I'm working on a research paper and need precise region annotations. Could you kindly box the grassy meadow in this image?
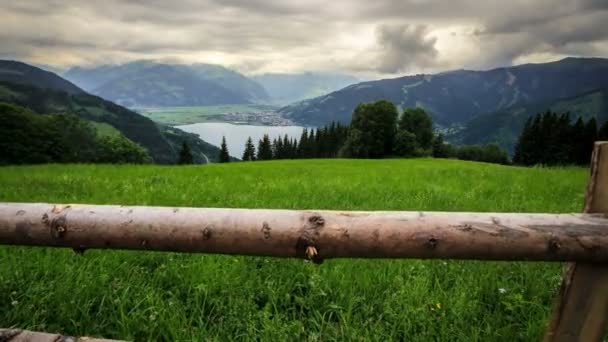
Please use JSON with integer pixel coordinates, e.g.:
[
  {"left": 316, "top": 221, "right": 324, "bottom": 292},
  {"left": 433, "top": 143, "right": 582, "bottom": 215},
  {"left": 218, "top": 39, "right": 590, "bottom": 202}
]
[
  {"left": 135, "top": 104, "right": 277, "bottom": 125},
  {"left": 0, "top": 159, "right": 589, "bottom": 341}
]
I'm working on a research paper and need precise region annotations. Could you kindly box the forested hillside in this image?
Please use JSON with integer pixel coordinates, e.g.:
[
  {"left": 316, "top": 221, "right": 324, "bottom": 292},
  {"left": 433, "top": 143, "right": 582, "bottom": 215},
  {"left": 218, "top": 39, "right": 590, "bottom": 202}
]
[
  {"left": 278, "top": 58, "right": 608, "bottom": 127},
  {"left": 0, "top": 102, "right": 150, "bottom": 164},
  {"left": 454, "top": 88, "right": 608, "bottom": 153},
  {"left": 0, "top": 61, "right": 223, "bottom": 163}
]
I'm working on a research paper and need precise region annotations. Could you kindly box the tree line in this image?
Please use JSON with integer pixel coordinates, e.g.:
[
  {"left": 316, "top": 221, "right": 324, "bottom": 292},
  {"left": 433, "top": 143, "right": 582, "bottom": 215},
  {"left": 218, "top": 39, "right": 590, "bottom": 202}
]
[
  {"left": 513, "top": 111, "right": 608, "bottom": 166},
  {"left": 216, "top": 100, "right": 509, "bottom": 165},
  {"left": 200, "top": 122, "right": 350, "bottom": 163},
  {"left": 1, "top": 102, "right": 151, "bottom": 165}
]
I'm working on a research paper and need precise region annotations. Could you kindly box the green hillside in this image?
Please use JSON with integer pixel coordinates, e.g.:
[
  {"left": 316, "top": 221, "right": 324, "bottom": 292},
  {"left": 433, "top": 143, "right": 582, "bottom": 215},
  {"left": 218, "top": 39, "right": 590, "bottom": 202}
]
[
  {"left": 0, "top": 102, "right": 151, "bottom": 164},
  {"left": 0, "top": 80, "right": 223, "bottom": 164},
  {"left": 0, "top": 60, "right": 83, "bottom": 95},
  {"left": 0, "top": 159, "right": 588, "bottom": 341},
  {"left": 454, "top": 88, "right": 608, "bottom": 153}
]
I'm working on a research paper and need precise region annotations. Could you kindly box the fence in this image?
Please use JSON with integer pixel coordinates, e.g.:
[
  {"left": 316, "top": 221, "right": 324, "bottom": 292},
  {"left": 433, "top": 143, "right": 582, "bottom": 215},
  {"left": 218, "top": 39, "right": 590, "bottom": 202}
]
[{"left": 1, "top": 142, "right": 608, "bottom": 342}]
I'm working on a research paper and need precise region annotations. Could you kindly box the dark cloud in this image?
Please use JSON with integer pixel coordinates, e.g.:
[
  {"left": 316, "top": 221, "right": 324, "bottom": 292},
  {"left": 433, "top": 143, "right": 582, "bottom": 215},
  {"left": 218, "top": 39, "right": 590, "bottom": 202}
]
[{"left": 374, "top": 25, "right": 438, "bottom": 73}]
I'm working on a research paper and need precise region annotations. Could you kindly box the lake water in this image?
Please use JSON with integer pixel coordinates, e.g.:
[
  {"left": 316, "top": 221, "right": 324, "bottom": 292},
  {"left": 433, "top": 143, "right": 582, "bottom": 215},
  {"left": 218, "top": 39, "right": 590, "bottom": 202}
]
[{"left": 176, "top": 122, "right": 308, "bottom": 158}]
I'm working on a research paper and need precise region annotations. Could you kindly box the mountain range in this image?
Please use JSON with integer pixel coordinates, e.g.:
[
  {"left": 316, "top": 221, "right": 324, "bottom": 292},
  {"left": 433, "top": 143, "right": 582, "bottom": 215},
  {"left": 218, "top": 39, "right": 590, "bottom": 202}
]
[
  {"left": 278, "top": 58, "right": 608, "bottom": 126},
  {"left": 63, "top": 62, "right": 360, "bottom": 108},
  {"left": 0, "top": 60, "right": 223, "bottom": 163},
  {"left": 64, "top": 61, "right": 269, "bottom": 107}
]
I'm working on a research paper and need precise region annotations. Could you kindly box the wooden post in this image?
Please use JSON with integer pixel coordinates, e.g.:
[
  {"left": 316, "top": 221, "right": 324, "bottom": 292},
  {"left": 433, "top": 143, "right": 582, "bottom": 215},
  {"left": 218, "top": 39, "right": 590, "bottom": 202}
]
[{"left": 544, "top": 142, "right": 608, "bottom": 341}]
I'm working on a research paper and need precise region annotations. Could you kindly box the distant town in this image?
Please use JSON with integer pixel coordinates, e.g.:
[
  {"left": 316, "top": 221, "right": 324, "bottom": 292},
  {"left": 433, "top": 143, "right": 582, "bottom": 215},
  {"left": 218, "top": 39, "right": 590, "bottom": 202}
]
[{"left": 214, "top": 111, "right": 296, "bottom": 126}]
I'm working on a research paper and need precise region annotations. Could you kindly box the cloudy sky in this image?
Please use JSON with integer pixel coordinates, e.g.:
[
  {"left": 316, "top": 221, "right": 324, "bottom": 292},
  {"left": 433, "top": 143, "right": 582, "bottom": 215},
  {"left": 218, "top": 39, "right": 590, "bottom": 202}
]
[{"left": 1, "top": 0, "right": 607, "bottom": 77}]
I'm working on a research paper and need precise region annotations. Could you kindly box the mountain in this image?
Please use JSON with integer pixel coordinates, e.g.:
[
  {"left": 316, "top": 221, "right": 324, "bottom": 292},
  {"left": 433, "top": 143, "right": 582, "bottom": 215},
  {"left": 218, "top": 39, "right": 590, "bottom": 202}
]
[
  {"left": 0, "top": 60, "right": 83, "bottom": 95},
  {"left": 252, "top": 72, "right": 359, "bottom": 105},
  {"left": 0, "top": 61, "right": 224, "bottom": 163},
  {"left": 278, "top": 58, "right": 608, "bottom": 127},
  {"left": 64, "top": 61, "right": 268, "bottom": 107},
  {"left": 452, "top": 88, "right": 608, "bottom": 153},
  {"left": 188, "top": 64, "right": 269, "bottom": 102}
]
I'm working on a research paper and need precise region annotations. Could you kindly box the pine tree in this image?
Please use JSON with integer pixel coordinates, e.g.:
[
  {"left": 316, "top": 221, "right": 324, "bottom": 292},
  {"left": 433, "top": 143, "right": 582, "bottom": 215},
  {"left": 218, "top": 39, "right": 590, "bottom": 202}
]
[
  {"left": 272, "top": 138, "right": 284, "bottom": 159},
  {"left": 298, "top": 128, "right": 308, "bottom": 158},
  {"left": 282, "top": 135, "right": 291, "bottom": 158},
  {"left": 513, "top": 117, "right": 532, "bottom": 165},
  {"left": 257, "top": 134, "right": 273, "bottom": 160},
  {"left": 219, "top": 136, "right": 230, "bottom": 163},
  {"left": 328, "top": 122, "right": 338, "bottom": 157},
  {"left": 178, "top": 141, "right": 194, "bottom": 165},
  {"left": 307, "top": 129, "right": 316, "bottom": 158},
  {"left": 514, "top": 111, "right": 599, "bottom": 166},
  {"left": 291, "top": 138, "right": 298, "bottom": 159},
  {"left": 242, "top": 136, "right": 256, "bottom": 161}
]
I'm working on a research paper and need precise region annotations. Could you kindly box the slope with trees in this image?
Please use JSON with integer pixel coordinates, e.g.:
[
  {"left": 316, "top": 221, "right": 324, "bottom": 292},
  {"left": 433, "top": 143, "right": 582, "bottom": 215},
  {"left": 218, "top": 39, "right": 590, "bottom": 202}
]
[
  {"left": 454, "top": 88, "right": 608, "bottom": 153},
  {"left": 0, "top": 61, "right": 223, "bottom": 164},
  {"left": 0, "top": 102, "right": 151, "bottom": 165}
]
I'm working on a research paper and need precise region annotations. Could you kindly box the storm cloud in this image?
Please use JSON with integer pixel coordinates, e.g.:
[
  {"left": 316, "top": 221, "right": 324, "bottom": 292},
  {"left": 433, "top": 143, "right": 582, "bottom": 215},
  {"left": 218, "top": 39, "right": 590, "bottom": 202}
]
[{"left": 0, "top": 0, "right": 606, "bottom": 76}]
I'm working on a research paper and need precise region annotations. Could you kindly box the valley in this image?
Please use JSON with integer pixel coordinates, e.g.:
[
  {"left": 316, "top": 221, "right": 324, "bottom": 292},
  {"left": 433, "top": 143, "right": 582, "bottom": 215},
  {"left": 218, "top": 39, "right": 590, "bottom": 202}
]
[{"left": 135, "top": 104, "right": 290, "bottom": 126}]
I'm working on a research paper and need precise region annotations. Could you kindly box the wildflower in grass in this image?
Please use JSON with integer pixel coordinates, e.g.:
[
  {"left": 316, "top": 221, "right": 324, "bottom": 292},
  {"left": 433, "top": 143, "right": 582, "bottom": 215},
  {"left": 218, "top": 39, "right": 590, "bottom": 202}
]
[
  {"left": 436, "top": 303, "right": 442, "bottom": 309},
  {"left": 498, "top": 288, "right": 507, "bottom": 294},
  {"left": 11, "top": 300, "right": 18, "bottom": 306}
]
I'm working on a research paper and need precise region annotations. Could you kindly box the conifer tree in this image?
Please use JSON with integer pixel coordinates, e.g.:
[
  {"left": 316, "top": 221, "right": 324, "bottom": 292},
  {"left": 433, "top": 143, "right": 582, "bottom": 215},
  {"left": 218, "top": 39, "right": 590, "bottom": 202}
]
[
  {"left": 298, "top": 128, "right": 308, "bottom": 158},
  {"left": 514, "top": 111, "right": 598, "bottom": 166},
  {"left": 242, "top": 136, "right": 256, "bottom": 161},
  {"left": 219, "top": 136, "right": 230, "bottom": 163},
  {"left": 307, "top": 129, "right": 316, "bottom": 158},
  {"left": 178, "top": 141, "right": 194, "bottom": 165},
  {"left": 257, "top": 134, "right": 273, "bottom": 160}
]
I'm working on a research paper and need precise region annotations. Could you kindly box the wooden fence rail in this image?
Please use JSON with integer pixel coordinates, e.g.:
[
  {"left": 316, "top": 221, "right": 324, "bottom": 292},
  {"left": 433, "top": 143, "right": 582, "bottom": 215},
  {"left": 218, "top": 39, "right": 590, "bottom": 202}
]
[
  {"left": 2, "top": 142, "right": 608, "bottom": 341},
  {"left": 0, "top": 329, "right": 121, "bottom": 342},
  {"left": 1, "top": 203, "right": 608, "bottom": 263}
]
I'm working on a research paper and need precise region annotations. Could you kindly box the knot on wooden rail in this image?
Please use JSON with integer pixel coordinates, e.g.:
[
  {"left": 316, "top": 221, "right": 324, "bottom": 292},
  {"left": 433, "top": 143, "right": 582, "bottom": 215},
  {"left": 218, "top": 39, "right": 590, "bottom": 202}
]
[
  {"left": 296, "top": 214, "right": 325, "bottom": 264},
  {"left": 43, "top": 209, "right": 69, "bottom": 240}
]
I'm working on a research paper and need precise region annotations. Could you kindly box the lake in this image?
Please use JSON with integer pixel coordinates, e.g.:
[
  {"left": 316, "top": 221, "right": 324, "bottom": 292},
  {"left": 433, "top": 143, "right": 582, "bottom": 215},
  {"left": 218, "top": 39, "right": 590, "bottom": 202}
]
[{"left": 176, "top": 122, "right": 308, "bottom": 158}]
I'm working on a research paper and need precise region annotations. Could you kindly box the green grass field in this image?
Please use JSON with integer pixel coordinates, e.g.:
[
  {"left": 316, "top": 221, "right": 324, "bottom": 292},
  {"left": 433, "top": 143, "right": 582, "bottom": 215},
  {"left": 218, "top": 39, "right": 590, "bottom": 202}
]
[
  {"left": 0, "top": 159, "right": 589, "bottom": 341},
  {"left": 135, "top": 105, "right": 278, "bottom": 125}
]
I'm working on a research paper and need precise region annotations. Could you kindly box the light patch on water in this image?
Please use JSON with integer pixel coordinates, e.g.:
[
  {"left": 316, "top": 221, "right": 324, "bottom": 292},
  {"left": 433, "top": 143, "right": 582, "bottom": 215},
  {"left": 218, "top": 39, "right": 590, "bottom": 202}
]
[{"left": 177, "top": 122, "right": 308, "bottom": 158}]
